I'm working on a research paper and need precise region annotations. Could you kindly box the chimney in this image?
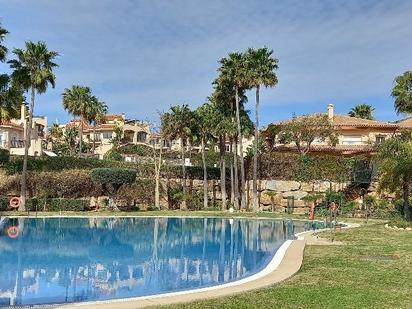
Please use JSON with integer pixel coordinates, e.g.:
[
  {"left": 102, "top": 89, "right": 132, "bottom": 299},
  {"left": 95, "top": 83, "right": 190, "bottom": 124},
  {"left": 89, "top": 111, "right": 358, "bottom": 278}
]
[{"left": 327, "top": 103, "right": 334, "bottom": 120}]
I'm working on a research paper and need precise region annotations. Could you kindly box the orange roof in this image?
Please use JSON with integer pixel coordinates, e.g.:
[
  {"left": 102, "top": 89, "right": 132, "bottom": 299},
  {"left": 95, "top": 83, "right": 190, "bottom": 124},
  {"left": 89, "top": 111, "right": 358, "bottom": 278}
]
[
  {"left": 0, "top": 121, "right": 24, "bottom": 130},
  {"left": 274, "top": 144, "right": 375, "bottom": 155},
  {"left": 396, "top": 117, "right": 412, "bottom": 128},
  {"left": 275, "top": 113, "right": 398, "bottom": 129}
]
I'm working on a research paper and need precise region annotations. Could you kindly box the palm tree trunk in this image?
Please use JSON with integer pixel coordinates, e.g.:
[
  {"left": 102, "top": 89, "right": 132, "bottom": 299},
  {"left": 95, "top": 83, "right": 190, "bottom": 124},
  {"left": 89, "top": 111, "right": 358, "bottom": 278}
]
[
  {"left": 230, "top": 138, "right": 234, "bottom": 206},
  {"left": 155, "top": 139, "right": 163, "bottom": 209},
  {"left": 403, "top": 174, "right": 412, "bottom": 221},
  {"left": 180, "top": 137, "right": 187, "bottom": 210},
  {"left": 219, "top": 135, "right": 227, "bottom": 210},
  {"left": 235, "top": 86, "right": 246, "bottom": 209},
  {"left": 19, "top": 86, "right": 35, "bottom": 211},
  {"left": 79, "top": 115, "right": 83, "bottom": 157},
  {"left": 201, "top": 137, "right": 208, "bottom": 209},
  {"left": 92, "top": 123, "right": 96, "bottom": 155},
  {"left": 253, "top": 86, "right": 260, "bottom": 211},
  {"left": 234, "top": 136, "right": 239, "bottom": 210}
]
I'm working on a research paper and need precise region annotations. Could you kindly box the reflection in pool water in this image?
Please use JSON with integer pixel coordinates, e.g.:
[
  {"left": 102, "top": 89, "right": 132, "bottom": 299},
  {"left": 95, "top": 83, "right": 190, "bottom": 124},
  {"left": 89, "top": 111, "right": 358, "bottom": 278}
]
[{"left": 0, "top": 217, "right": 322, "bottom": 306}]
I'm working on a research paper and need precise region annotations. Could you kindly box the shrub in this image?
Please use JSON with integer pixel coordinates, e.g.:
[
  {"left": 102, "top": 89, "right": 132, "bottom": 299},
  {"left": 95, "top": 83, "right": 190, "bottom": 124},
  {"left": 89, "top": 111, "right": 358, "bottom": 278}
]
[
  {"left": 104, "top": 149, "right": 123, "bottom": 161},
  {"left": 91, "top": 168, "right": 137, "bottom": 196},
  {"left": 0, "top": 149, "right": 10, "bottom": 165},
  {"left": 0, "top": 196, "right": 8, "bottom": 211},
  {"left": 4, "top": 156, "right": 224, "bottom": 180}
]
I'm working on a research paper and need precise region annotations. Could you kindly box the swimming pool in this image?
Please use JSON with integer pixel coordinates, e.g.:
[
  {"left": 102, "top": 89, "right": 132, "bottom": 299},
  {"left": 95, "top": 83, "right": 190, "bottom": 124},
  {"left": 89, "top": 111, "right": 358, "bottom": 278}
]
[{"left": 0, "top": 217, "right": 323, "bottom": 307}]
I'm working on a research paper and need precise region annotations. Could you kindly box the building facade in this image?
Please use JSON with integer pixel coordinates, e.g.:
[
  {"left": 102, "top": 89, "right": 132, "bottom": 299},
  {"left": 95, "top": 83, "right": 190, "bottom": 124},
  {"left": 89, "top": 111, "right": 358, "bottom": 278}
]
[
  {"left": 63, "top": 113, "right": 151, "bottom": 159},
  {"left": 267, "top": 104, "right": 399, "bottom": 156},
  {"left": 0, "top": 104, "right": 47, "bottom": 156}
]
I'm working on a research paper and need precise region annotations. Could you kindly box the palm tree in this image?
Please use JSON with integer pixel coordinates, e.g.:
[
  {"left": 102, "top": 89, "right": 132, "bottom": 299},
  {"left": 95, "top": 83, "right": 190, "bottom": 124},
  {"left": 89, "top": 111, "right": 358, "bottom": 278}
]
[
  {"left": 217, "top": 52, "right": 250, "bottom": 209},
  {"left": 64, "top": 127, "right": 78, "bottom": 156},
  {"left": 0, "top": 74, "right": 22, "bottom": 123},
  {"left": 85, "top": 97, "right": 107, "bottom": 154},
  {"left": 245, "top": 47, "right": 279, "bottom": 211},
  {"left": 392, "top": 71, "right": 412, "bottom": 115},
  {"left": 62, "top": 85, "right": 97, "bottom": 157},
  {"left": 194, "top": 103, "right": 217, "bottom": 209},
  {"left": 8, "top": 41, "right": 58, "bottom": 211},
  {"left": 161, "top": 104, "right": 195, "bottom": 210},
  {"left": 348, "top": 104, "right": 375, "bottom": 120},
  {"left": 0, "top": 22, "right": 8, "bottom": 62}
]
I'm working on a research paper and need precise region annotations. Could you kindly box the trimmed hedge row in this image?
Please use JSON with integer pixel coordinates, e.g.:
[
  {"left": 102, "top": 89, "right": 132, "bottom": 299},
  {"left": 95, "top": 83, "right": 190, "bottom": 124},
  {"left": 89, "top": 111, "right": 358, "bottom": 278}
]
[
  {"left": 0, "top": 196, "right": 89, "bottom": 211},
  {"left": 4, "top": 156, "right": 223, "bottom": 180}
]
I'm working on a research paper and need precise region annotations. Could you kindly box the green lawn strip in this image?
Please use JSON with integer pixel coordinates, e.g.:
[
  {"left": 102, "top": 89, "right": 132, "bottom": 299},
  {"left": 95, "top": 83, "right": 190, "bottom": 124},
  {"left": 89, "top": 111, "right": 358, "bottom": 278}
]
[{"left": 159, "top": 223, "right": 412, "bottom": 309}]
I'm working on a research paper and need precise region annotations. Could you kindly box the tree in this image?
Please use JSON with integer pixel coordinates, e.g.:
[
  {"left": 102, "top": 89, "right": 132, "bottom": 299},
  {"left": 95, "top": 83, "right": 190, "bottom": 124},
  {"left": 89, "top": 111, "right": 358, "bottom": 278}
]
[
  {"left": 348, "top": 104, "right": 375, "bottom": 120},
  {"left": 62, "top": 85, "right": 98, "bottom": 156},
  {"left": 110, "top": 125, "right": 124, "bottom": 150},
  {"left": 85, "top": 97, "right": 107, "bottom": 154},
  {"left": 0, "top": 22, "right": 8, "bottom": 62},
  {"left": 64, "top": 127, "right": 78, "bottom": 156},
  {"left": 392, "top": 71, "right": 412, "bottom": 115},
  {"left": 161, "top": 104, "right": 195, "bottom": 210},
  {"left": 194, "top": 103, "right": 217, "bottom": 209},
  {"left": 245, "top": 47, "right": 279, "bottom": 211},
  {"left": 0, "top": 74, "right": 23, "bottom": 122},
  {"left": 217, "top": 53, "right": 250, "bottom": 209},
  {"left": 91, "top": 168, "right": 136, "bottom": 210},
  {"left": 8, "top": 41, "right": 58, "bottom": 211},
  {"left": 277, "top": 114, "right": 338, "bottom": 155},
  {"left": 377, "top": 131, "right": 412, "bottom": 221}
]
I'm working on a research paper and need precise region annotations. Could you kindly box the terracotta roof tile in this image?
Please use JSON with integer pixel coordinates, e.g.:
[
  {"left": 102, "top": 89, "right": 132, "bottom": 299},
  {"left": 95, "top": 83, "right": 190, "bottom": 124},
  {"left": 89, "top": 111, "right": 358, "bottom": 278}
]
[{"left": 396, "top": 117, "right": 412, "bottom": 128}]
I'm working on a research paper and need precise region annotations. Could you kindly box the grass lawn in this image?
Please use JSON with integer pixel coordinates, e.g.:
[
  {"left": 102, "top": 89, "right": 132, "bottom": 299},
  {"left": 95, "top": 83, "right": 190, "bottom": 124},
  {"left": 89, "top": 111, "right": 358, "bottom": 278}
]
[{"left": 159, "top": 221, "right": 412, "bottom": 309}]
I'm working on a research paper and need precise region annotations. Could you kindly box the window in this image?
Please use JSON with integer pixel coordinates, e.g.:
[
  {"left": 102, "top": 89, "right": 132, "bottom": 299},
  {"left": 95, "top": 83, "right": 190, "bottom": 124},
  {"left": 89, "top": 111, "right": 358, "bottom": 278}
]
[
  {"left": 375, "top": 135, "right": 385, "bottom": 145},
  {"left": 102, "top": 132, "right": 113, "bottom": 139},
  {"left": 225, "top": 144, "right": 230, "bottom": 152},
  {"left": 342, "top": 135, "right": 362, "bottom": 145}
]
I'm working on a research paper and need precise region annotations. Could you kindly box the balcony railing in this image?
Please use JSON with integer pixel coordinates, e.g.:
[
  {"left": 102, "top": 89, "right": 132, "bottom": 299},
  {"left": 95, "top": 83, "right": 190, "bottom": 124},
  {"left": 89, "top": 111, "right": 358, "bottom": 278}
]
[{"left": 10, "top": 140, "right": 25, "bottom": 148}]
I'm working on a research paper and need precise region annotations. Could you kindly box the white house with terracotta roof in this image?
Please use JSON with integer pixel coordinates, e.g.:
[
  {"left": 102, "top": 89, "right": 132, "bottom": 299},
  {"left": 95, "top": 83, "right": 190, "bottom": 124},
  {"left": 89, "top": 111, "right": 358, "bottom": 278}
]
[
  {"left": 63, "top": 113, "right": 150, "bottom": 159},
  {"left": 0, "top": 104, "right": 47, "bottom": 156},
  {"left": 268, "top": 104, "right": 398, "bottom": 156}
]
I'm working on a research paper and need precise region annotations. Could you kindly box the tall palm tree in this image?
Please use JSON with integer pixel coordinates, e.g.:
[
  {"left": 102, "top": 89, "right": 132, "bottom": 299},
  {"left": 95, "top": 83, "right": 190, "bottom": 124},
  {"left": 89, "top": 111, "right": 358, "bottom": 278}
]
[
  {"left": 161, "top": 104, "right": 194, "bottom": 210},
  {"left": 0, "top": 22, "right": 8, "bottom": 62},
  {"left": 8, "top": 41, "right": 58, "bottom": 211},
  {"left": 194, "top": 103, "right": 217, "bottom": 209},
  {"left": 392, "top": 71, "right": 412, "bottom": 115},
  {"left": 217, "top": 52, "right": 249, "bottom": 209},
  {"left": 348, "top": 103, "right": 375, "bottom": 120},
  {"left": 62, "top": 85, "right": 97, "bottom": 157},
  {"left": 0, "top": 74, "right": 22, "bottom": 123},
  {"left": 245, "top": 47, "right": 278, "bottom": 211},
  {"left": 85, "top": 97, "right": 107, "bottom": 154}
]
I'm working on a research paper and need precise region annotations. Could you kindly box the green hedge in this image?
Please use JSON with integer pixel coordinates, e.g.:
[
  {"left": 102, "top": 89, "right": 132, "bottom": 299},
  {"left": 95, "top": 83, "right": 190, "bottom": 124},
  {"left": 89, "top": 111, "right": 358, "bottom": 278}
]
[
  {"left": 0, "top": 196, "right": 89, "bottom": 211},
  {"left": 4, "top": 156, "right": 223, "bottom": 180},
  {"left": 0, "top": 149, "right": 9, "bottom": 165}
]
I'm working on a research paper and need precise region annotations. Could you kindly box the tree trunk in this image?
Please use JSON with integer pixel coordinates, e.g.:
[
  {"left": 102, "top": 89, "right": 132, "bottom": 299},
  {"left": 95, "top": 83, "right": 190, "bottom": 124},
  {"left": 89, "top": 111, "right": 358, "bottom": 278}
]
[
  {"left": 201, "top": 137, "right": 208, "bottom": 209},
  {"left": 180, "top": 137, "right": 187, "bottom": 210},
  {"left": 235, "top": 86, "right": 246, "bottom": 209},
  {"left": 233, "top": 137, "right": 239, "bottom": 210},
  {"left": 154, "top": 139, "right": 163, "bottom": 209},
  {"left": 252, "top": 86, "right": 260, "bottom": 211},
  {"left": 19, "top": 86, "right": 36, "bottom": 211},
  {"left": 79, "top": 115, "right": 83, "bottom": 157},
  {"left": 219, "top": 135, "right": 227, "bottom": 210},
  {"left": 230, "top": 138, "right": 234, "bottom": 206},
  {"left": 403, "top": 174, "right": 412, "bottom": 221},
  {"left": 92, "top": 124, "right": 96, "bottom": 155}
]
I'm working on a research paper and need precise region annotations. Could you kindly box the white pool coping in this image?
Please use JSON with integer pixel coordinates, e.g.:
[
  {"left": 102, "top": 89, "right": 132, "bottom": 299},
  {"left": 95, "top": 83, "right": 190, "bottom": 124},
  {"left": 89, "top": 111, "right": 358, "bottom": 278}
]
[{"left": 2, "top": 215, "right": 358, "bottom": 308}]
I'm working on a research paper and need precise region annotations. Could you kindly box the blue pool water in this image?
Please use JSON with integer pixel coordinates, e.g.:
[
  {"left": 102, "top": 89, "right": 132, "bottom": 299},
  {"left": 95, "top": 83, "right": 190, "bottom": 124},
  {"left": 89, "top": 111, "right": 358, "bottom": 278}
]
[{"left": 0, "top": 217, "right": 322, "bottom": 306}]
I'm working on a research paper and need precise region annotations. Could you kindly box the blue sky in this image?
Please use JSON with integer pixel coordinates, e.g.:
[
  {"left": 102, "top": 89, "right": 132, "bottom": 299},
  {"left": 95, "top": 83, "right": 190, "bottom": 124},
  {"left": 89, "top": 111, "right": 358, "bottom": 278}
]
[{"left": 1, "top": 0, "right": 411, "bottom": 126}]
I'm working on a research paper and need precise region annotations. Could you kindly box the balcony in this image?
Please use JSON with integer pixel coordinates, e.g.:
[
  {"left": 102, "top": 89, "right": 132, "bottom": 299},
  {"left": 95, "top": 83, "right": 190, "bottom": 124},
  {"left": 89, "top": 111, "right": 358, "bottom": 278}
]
[{"left": 10, "top": 140, "right": 25, "bottom": 148}]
